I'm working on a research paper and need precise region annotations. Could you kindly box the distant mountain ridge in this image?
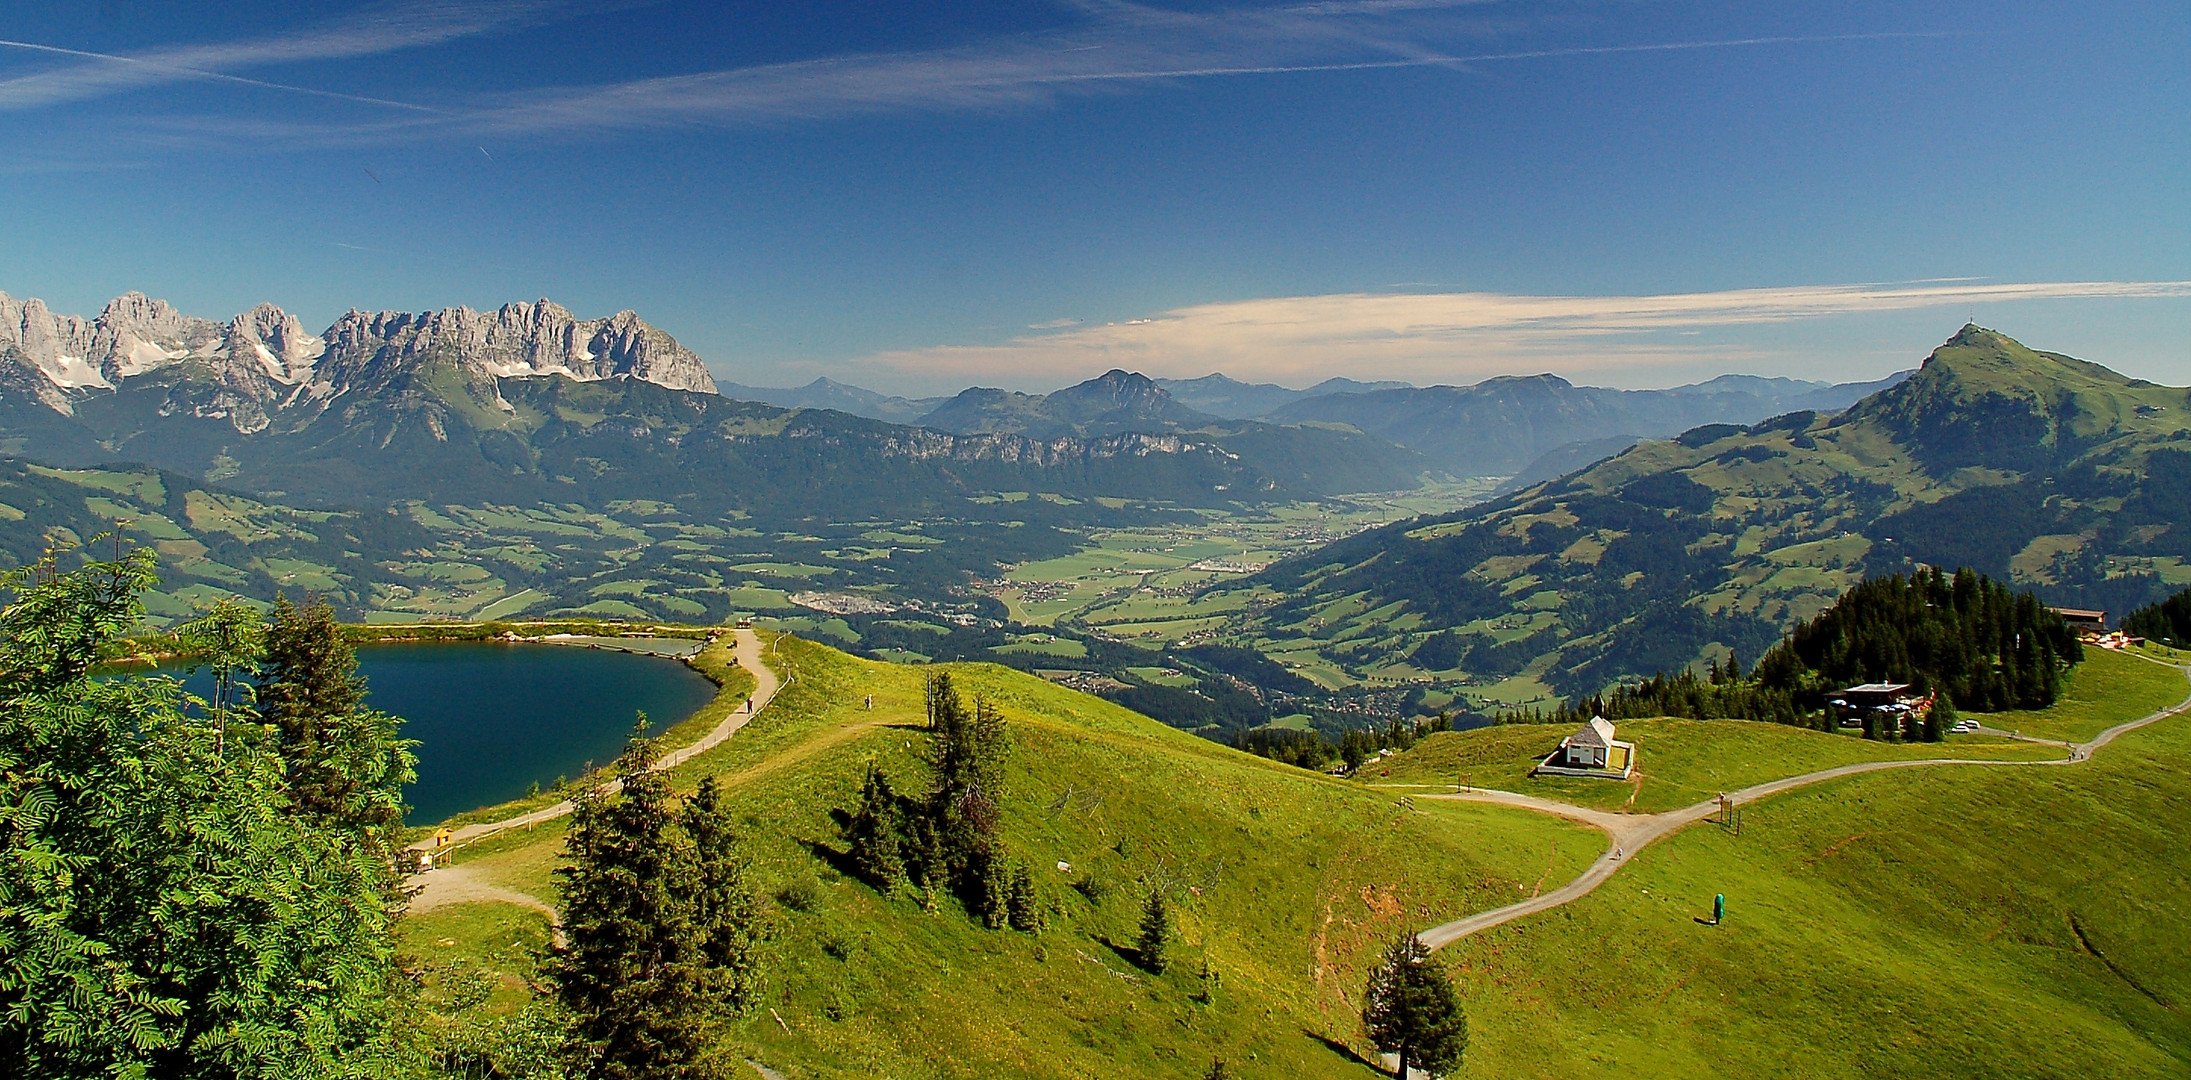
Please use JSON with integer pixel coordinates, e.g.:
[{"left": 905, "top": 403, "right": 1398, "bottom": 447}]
[
  {"left": 917, "top": 369, "right": 1221, "bottom": 438},
  {"left": 1228, "top": 327, "right": 2191, "bottom": 697},
  {"left": 1266, "top": 370, "right": 1911, "bottom": 476},
  {"left": 1153, "top": 373, "right": 1413, "bottom": 419},
  {"left": 716, "top": 377, "right": 947, "bottom": 423},
  {"left": 0, "top": 290, "right": 1433, "bottom": 537}
]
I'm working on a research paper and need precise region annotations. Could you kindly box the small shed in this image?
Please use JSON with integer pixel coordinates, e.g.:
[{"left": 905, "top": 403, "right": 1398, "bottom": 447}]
[{"left": 1560, "top": 716, "right": 1618, "bottom": 768}]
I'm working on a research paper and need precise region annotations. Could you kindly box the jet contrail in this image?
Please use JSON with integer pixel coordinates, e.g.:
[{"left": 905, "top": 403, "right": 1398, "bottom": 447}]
[{"left": 0, "top": 37, "right": 443, "bottom": 113}]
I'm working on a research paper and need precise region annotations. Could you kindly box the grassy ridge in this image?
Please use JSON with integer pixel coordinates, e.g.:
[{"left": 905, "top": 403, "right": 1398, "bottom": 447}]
[
  {"left": 1967, "top": 646, "right": 2190, "bottom": 742},
  {"left": 1370, "top": 648, "right": 2180, "bottom": 813},
  {"left": 1370, "top": 720, "right": 2057, "bottom": 814},
  {"left": 1445, "top": 675, "right": 2191, "bottom": 1079},
  {"left": 408, "top": 637, "right": 1599, "bottom": 1078},
  {"left": 405, "top": 636, "right": 2191, "bottom": 1078}
]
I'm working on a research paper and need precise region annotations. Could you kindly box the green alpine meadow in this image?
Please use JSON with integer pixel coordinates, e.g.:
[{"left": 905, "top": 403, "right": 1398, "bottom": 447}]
[{"left": 6, "top": 6, "right": 2188, "bottom": 1075}]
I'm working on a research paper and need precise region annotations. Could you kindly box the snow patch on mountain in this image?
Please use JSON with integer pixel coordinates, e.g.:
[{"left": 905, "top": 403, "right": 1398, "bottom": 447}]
[{"left": 0, "top": 290, "right": 720, "bottom": 429}]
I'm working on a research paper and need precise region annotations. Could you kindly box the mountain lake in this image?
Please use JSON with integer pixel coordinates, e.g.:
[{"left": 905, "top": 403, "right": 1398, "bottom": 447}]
[{"left": 147, "top": 641, "right": 720, "bottom": 824}]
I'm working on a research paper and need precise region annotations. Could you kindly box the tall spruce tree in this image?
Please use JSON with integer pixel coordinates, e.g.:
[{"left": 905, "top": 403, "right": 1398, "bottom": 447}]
[
  {"left": 682, "top": 777, "right": 762, "bottom": 1015},
  {"left": 1361, "top": 933, "right": 1467, "bottom": 1080},
  {"left": 0, "top": 547, "right": 415, "bottom": 1079},
  {"left": 1005, "top": 862, "right": 1045, "bottom": 933},
  {"left": 843, "top": 763, "right": 906, "bottom": 890},
  {"left": 551, "top": 728, "right": 762, "bottom": 1080},
  {"left": 256, "top": 596, "right": 411, "bottom": 857},
  {"left": 920, "top": 674, "right": 1010, "bottom": 918},
  {"left": 552, "top": 733, "right": 709, "bottom": 1080}
]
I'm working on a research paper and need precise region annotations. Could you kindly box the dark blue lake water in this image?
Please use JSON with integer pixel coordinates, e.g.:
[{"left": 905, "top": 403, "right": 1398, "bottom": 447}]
[{"left": 153, "top": 643, "right": 718, "bottom": 824}]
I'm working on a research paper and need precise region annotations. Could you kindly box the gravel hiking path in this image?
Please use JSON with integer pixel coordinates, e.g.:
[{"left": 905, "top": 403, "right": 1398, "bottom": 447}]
[
  {"left": 1416, "top": 654, "right": 2191, "bottom": 950},
  {"left": 405, "top": 628, "right": 782, "bottom": 915}
]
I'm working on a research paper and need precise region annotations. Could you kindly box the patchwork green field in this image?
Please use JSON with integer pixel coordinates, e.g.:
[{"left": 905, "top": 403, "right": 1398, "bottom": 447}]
[{"left": 982, "top": 481, "right": 1494, "bottom": 640}]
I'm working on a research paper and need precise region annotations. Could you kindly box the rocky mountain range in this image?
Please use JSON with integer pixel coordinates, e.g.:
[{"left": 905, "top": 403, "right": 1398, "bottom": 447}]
[
  {"left": 0, "top": 292, "right": 717, "bottom": 434},
  {"left": 0, "top": 291, "right": 1438, "bottom": 525}
]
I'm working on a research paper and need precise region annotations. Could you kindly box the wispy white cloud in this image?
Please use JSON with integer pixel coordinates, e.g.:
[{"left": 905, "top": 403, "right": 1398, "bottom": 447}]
[
  {"left": 433, "top": 12, "right": 1948, "bottom": 140},
  {"left": 0, "top": 0, "right": 620, "bottom": 113},
  {"left": 0, "top": 0, "right": 1955, "bottom": 147},
  {"left": 846, "top": 280, "right": 2191, "bottom": 387}
]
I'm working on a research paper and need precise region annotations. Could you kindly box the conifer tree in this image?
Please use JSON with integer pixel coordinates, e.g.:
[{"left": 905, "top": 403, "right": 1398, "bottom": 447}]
[
  {"left": 256, "top": 595, "right": 411, "bottom": 856},
  {"left": 1362, "top": 933, "right": 1468, "bottom": 1080},
  {"left": 551, "top": 733, "right": 710, "bottom": 1080},
  {"left": 844, "top": 763, "right": 906, "bottom": 889},
  {"left": 921, "top": 675, "right": 1010, "bottom": 915},
  {"left": 1137, "top": 885, "right": 1173, "bottom": 973},
  {"left": 2124, "top": 586, "right": 2191, "bottom": 646},
  {"left": 1922, "top": 692, "right": 1954, "bottom": 741},
  {"left": 683, "top": 776, "right": 762, "bottom": 1013},
  {"left": 552, "top": 729, "right": 764, "bottom": 1079},
  {"left": 1006, "top": 862, "right": 1045, "bottom": 933}
]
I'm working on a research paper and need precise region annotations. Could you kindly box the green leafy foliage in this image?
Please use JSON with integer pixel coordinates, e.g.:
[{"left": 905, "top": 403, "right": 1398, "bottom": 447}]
[{"left": 0, "top": 545, "right": 416, "bottom": 1078}]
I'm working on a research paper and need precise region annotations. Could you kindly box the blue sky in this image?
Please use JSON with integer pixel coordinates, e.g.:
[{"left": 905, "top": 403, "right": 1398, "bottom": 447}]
[{"left": 2, "top": 0, "right": 2186, "bottom": 394}]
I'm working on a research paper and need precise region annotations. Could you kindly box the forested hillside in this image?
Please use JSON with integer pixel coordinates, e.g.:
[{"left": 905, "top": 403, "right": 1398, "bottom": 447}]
[
  {"left": 1753, "top": 569, "right": 2082, "bottom": 710},
  {"left": 2125, "top": 587, "right": 2191, "bottom": 647},
  {"left": 1225, "top": 327, "right": 2191, "bottom": 697}
]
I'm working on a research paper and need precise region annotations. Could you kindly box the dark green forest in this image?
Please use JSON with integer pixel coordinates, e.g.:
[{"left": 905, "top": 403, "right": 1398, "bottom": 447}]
[
  {"left": 1753, "top": 568, "right": 2081, "bottom": 711},
  {"left": 2124, "top": 586, "right": 2191, "bottom": 648},
  {"left": 1511, "top": 569, "right": 2082, "bottom": 740}
]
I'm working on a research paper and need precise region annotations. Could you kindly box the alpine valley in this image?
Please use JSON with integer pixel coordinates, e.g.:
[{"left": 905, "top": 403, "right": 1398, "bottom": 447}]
[
  {"left": 0, "top": 291, "right": 1433, "bottom": 625},
  {"left": 4, "top": 292, "right": 2184, "bottom": 736}
]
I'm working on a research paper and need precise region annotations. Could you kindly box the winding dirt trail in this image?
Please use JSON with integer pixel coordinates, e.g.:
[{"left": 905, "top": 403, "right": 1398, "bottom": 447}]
[
  {"left": 1417, "top": 653, "right": 2191, "bottom": 951},
  {"left": 405, "top": 628, "right": 782, "bottom": 914}
]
